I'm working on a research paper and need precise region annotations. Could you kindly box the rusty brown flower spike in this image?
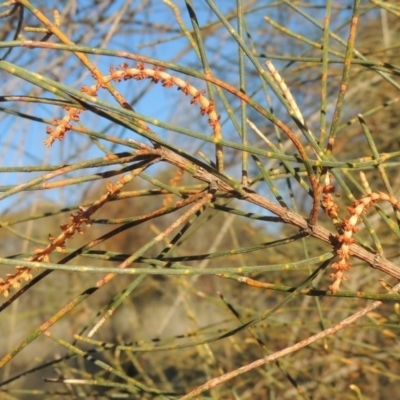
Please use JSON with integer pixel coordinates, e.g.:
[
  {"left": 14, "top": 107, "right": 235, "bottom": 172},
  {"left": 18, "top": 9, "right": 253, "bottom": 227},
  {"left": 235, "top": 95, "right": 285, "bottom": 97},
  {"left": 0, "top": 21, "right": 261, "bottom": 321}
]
[
  {"left": 0, "top": 154, "right": 156, "bottom": 297},
  {"left": 321, "top": 172, "right": 400, "bottom": 293},
  {"left": 45, "top": 63, "right": 221, "bottom": 147}
]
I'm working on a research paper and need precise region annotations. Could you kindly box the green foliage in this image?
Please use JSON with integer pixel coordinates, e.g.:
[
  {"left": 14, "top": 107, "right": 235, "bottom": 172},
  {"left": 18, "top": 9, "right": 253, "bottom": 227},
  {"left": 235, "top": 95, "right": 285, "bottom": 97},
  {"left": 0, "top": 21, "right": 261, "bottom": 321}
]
[{"left": 0, "top": 1, "right": 400, "bottom": 398}]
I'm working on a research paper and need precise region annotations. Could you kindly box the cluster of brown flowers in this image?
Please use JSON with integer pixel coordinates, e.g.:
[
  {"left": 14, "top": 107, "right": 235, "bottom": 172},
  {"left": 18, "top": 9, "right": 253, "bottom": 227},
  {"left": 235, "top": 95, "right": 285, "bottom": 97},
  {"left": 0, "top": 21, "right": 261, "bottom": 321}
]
[
  {"left": 110, "top": 63, "right": 221, "bottom": 131},
  {"left": 45, "top": 63, "right": 221, "bottom": 147},
  {"left": 321, "top": 172, "right": 400, "bottom": 293},
  {"left": 0, "top": 173, "right": 135, "bottom": 296},
  {"left": 0, "top": 207, "right": 93, "bottom": 297}
]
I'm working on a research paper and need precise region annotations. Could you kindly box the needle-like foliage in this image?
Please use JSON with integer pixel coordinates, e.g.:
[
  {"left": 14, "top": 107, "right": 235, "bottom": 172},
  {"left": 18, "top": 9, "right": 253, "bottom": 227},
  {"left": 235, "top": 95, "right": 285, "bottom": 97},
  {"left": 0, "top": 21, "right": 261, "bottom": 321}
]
[{"left": 0, "top": 1, "right": 400, "bottom": 398}]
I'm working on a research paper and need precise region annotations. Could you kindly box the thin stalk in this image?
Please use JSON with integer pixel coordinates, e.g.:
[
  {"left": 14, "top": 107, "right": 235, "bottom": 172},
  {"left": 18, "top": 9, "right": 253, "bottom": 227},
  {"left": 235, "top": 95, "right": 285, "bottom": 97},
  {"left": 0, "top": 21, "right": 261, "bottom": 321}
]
[
  {"left": 237, "top": 0, "right": 248, "bottom": 185},
  {"left": 185, "top": 0, "right": 224, "bottom": 172}
]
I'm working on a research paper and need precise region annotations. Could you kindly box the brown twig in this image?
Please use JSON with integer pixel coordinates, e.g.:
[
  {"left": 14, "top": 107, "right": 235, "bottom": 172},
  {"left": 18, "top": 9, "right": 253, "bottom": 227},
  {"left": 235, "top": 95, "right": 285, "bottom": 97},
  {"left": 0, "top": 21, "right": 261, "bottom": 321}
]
[{"left": 129, "top": 143, "right": 400, "bottom": 285}]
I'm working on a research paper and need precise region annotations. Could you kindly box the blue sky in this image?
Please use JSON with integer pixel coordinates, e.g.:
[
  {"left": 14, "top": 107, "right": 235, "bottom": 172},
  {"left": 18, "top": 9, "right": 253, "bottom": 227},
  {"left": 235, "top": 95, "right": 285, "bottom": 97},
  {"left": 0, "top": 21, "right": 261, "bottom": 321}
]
[{"left": 0, "top": 0, "right": 360, "bottom": 216}]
